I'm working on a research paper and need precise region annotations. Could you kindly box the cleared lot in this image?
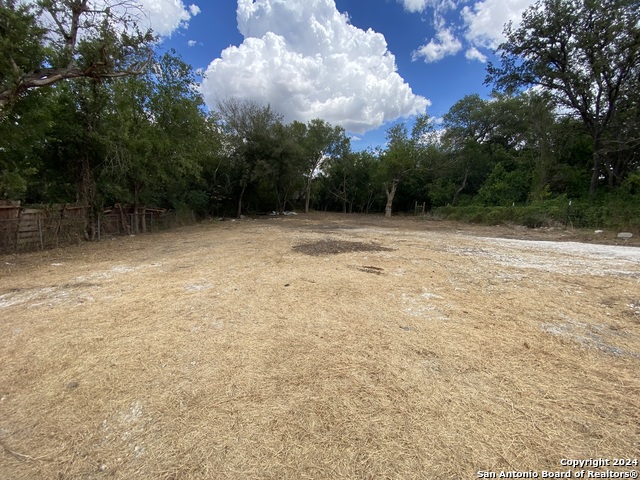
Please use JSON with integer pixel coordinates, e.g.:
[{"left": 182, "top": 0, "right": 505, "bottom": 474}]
[{"left": 1, "top": 213, "right": 639, "bottom": 479}]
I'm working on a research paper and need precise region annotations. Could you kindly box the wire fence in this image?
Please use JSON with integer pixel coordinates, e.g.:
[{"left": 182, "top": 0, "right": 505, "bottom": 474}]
[
  {"left": 0, "top": 205, "right": 87, "bottom": 253},
  {"left": 96, "top": 210, "right": 195, "bottom": 239},
  {"left": 0, "top": 204, "right": 196, "bottom": 254},
  {"left": 433, "top": 200, "right": 640, "bottom": 231}
]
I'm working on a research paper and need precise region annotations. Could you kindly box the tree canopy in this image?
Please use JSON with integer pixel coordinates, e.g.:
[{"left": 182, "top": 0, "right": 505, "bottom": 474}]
[
  {"left": 1, "top": 0, "right": 639, "bottom": 233},
  {"left": 0, "top": 0, "right": 153, "bottom": 112},
  {"left": 487, "top": 0, "right": 640, "bottom": 195}
]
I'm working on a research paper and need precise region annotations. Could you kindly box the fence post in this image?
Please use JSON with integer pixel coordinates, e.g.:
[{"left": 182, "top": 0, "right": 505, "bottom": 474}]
[
  {"left": 141, "top": 210, "right": 147, "bottom": 233},
  {"left": 15, "top": 209, "right": 21, "bottom": 252},
  {"left": 564, "top": 200, "right": 573, "bottom": 229},
  {"left": 38, "top": 218, "right": 44, "bottom": 250},
  {"left": 97, "top": 216, "right": 101, "bottom": 241}
]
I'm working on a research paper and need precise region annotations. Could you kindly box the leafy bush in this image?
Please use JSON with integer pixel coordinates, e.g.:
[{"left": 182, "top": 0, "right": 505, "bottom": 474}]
[
  {"left": 433, "top": 195, "right": 640, "bottom": 230},
  {"left": 477, "top": 163, "right": 531, "bottom": 206}
]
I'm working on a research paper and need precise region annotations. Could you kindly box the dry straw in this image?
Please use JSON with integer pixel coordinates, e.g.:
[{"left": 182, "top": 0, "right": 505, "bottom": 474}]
[{"left": 1, "top": 213, "right": 639, "bottom": 479}]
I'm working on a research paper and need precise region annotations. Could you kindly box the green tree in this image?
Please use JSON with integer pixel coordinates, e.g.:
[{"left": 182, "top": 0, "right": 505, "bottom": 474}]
[
  {"left": 250, "top": 121, "right": 305, "bottom": 213},
  {"left": 0, "top": 0, "right": 153, "bottom": 112},
  {"left": 441, "top": 94, "right": 496, "bottom": 204},
  {"left": 600, "top": 86, "right": 640, "bottom": 188},
  {"left": 520, "top": 92, "right": 557, "bottom": 197},
  {"left": 323, "top": 149, "right": 370, "bottom": 214},
  {"left": 352, "top": 150, "right": 383, "bottom": 214},
  {"left": 0, "top": 89, "right": 52, "bottom": 199},
  {"left": 102, "top": 51, "right": 210, "bottom": 229},
  {"left": 215, "top": 97, "right": 284, "bottom": 217},
  {"left": 299, "top": 119, "right": 349, "bottom": 213},
  {"left": 487, "top": 0, "right": 640, "bottom": 195},
  {"left": 477, "top": 161, "right": 532, "bottom": 206},
  {"left": 380, "top": 115, "right": 433, "bottom": 217}
]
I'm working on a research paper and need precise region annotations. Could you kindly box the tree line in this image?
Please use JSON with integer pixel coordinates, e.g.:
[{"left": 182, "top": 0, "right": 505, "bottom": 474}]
[{"left": 1, "top": 0, "right": 639, "bottom": 228}]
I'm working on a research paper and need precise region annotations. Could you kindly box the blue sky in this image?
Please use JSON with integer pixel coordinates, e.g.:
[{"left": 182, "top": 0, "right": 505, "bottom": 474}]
[{"left": 151, "top": 0, "right": 534, "bottom": 150}]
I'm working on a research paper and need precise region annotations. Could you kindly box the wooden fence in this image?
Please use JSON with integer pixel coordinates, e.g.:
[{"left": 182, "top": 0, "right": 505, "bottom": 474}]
[
  {"left": 97, "top": 205, "right": 171, "bottom": 238},
  {"left": 0, "top": 202, "right": 179, "bottom": 254},
  {"left": 0, "top": 202, "right": 87, "bottom": 253}
]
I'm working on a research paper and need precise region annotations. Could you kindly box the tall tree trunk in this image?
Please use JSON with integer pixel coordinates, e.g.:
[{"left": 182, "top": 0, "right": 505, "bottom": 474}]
[
  {"left": 132, "top": 182, "right": 141, "bottom": 234},
  {"left": 366, "top": 191, "right": 374, "bottom": 214},
  {"left": 281, "top": 184, "right": 291, "bottom": 213},
  {"left": 535, "top": 136, "right": 551, "bottom": 194},
  {"left": 275, "top": 186, "right": 283, "bottom": 214},
  {"left": 452, "top": 168, "right": 469, "bottom": 206},
  {"left": 384, "top": 179, "right": 399, "bottom": 218},
  {"left": 78, "top": 153, "right": 96, "bottom": 239},
  {"left": 237, "top": 183, "right": 246, "bottom": 218},
  {"left": 589, "top": 138, "right": 602, "bottom": 196},
  {"left": 305, "top": 180, "right": 312, "bottom": 214},
  {"left": 79, "top": 153, "right": 94, "bottom": 205}
]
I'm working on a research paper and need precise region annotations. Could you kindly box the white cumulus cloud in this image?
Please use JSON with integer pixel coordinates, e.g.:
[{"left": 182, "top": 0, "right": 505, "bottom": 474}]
[
  {"left": 464, "top": 46, "right": 487, "bottom": 63},
  {"left": 398, "top": 0, "right": 460, "bottom": 15},
  {"left": 412, "top": 28, "right": 462, "bottom": 63},
  {"left": 406, "top": 0, "right": 534, "bottom": 63},
  {"left": 461, "top": 0, "right": 533, "bottom": 50},
  {"left": 136, "top": 0, "right": 201, "bottom": 37},
  {"left": 399, "top": 0, "right": 431, "bottom": 13},
  {"left": 201, "top": 0, "right": 430, "bottom": 134},
  {"left": 21, "top": 0, "right": 200, "bottom": 38}
]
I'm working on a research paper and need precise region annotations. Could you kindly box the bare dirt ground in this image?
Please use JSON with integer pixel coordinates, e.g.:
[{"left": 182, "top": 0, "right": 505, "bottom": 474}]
[{"left": 1, "top": 212, "right": 639, "bottom": 479}]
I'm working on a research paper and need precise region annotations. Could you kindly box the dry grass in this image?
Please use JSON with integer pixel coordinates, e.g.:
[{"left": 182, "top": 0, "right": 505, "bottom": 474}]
[{"left": 1, "top": 213, "right": 639, "bottom": 479}]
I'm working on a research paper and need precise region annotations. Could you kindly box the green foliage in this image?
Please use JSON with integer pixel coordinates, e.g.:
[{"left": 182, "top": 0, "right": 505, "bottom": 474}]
[
  {"left": 99, "top": 51, "right": 216, "bottom": 213},
  {"left": 377, "top": 114, "right": 436, "bottom": 216},
  {"left": 0, "top": 0, "right": 46, "bottom": 103},
  {"left": 298, "top": 118, "right": 349, "bottom": 213},
  {"left": 0, "top": 168, "right": 29, "bottom": 199},
  {"left": 435, "top": 194, "right": 640, "bottom": 230},
  {"left": 320, "top": 149, "right": 383, "bottom": 213},
  {"left": 477, "top": 162, "right": 531, "bottom": 206},
  {"left": 487, "top": 0, "right": 640, "bottom": 195},
  {"left": 1, "top": 0, "right": 638, "bottom": 234},
  {"left": 426, "top": 178, "right": 458, "bottom": 207},
  {"left": 434, "top": 201, "right": 558, "bottom": 227},
  {"left": 619, "top": 172, "right": 640, "bottom": 197},
  {"left": 0, "top": 90, "right": 51, "bottom": 198},
  {"left": 1, "top": 0, "right": 155, "bottom": 112}
]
